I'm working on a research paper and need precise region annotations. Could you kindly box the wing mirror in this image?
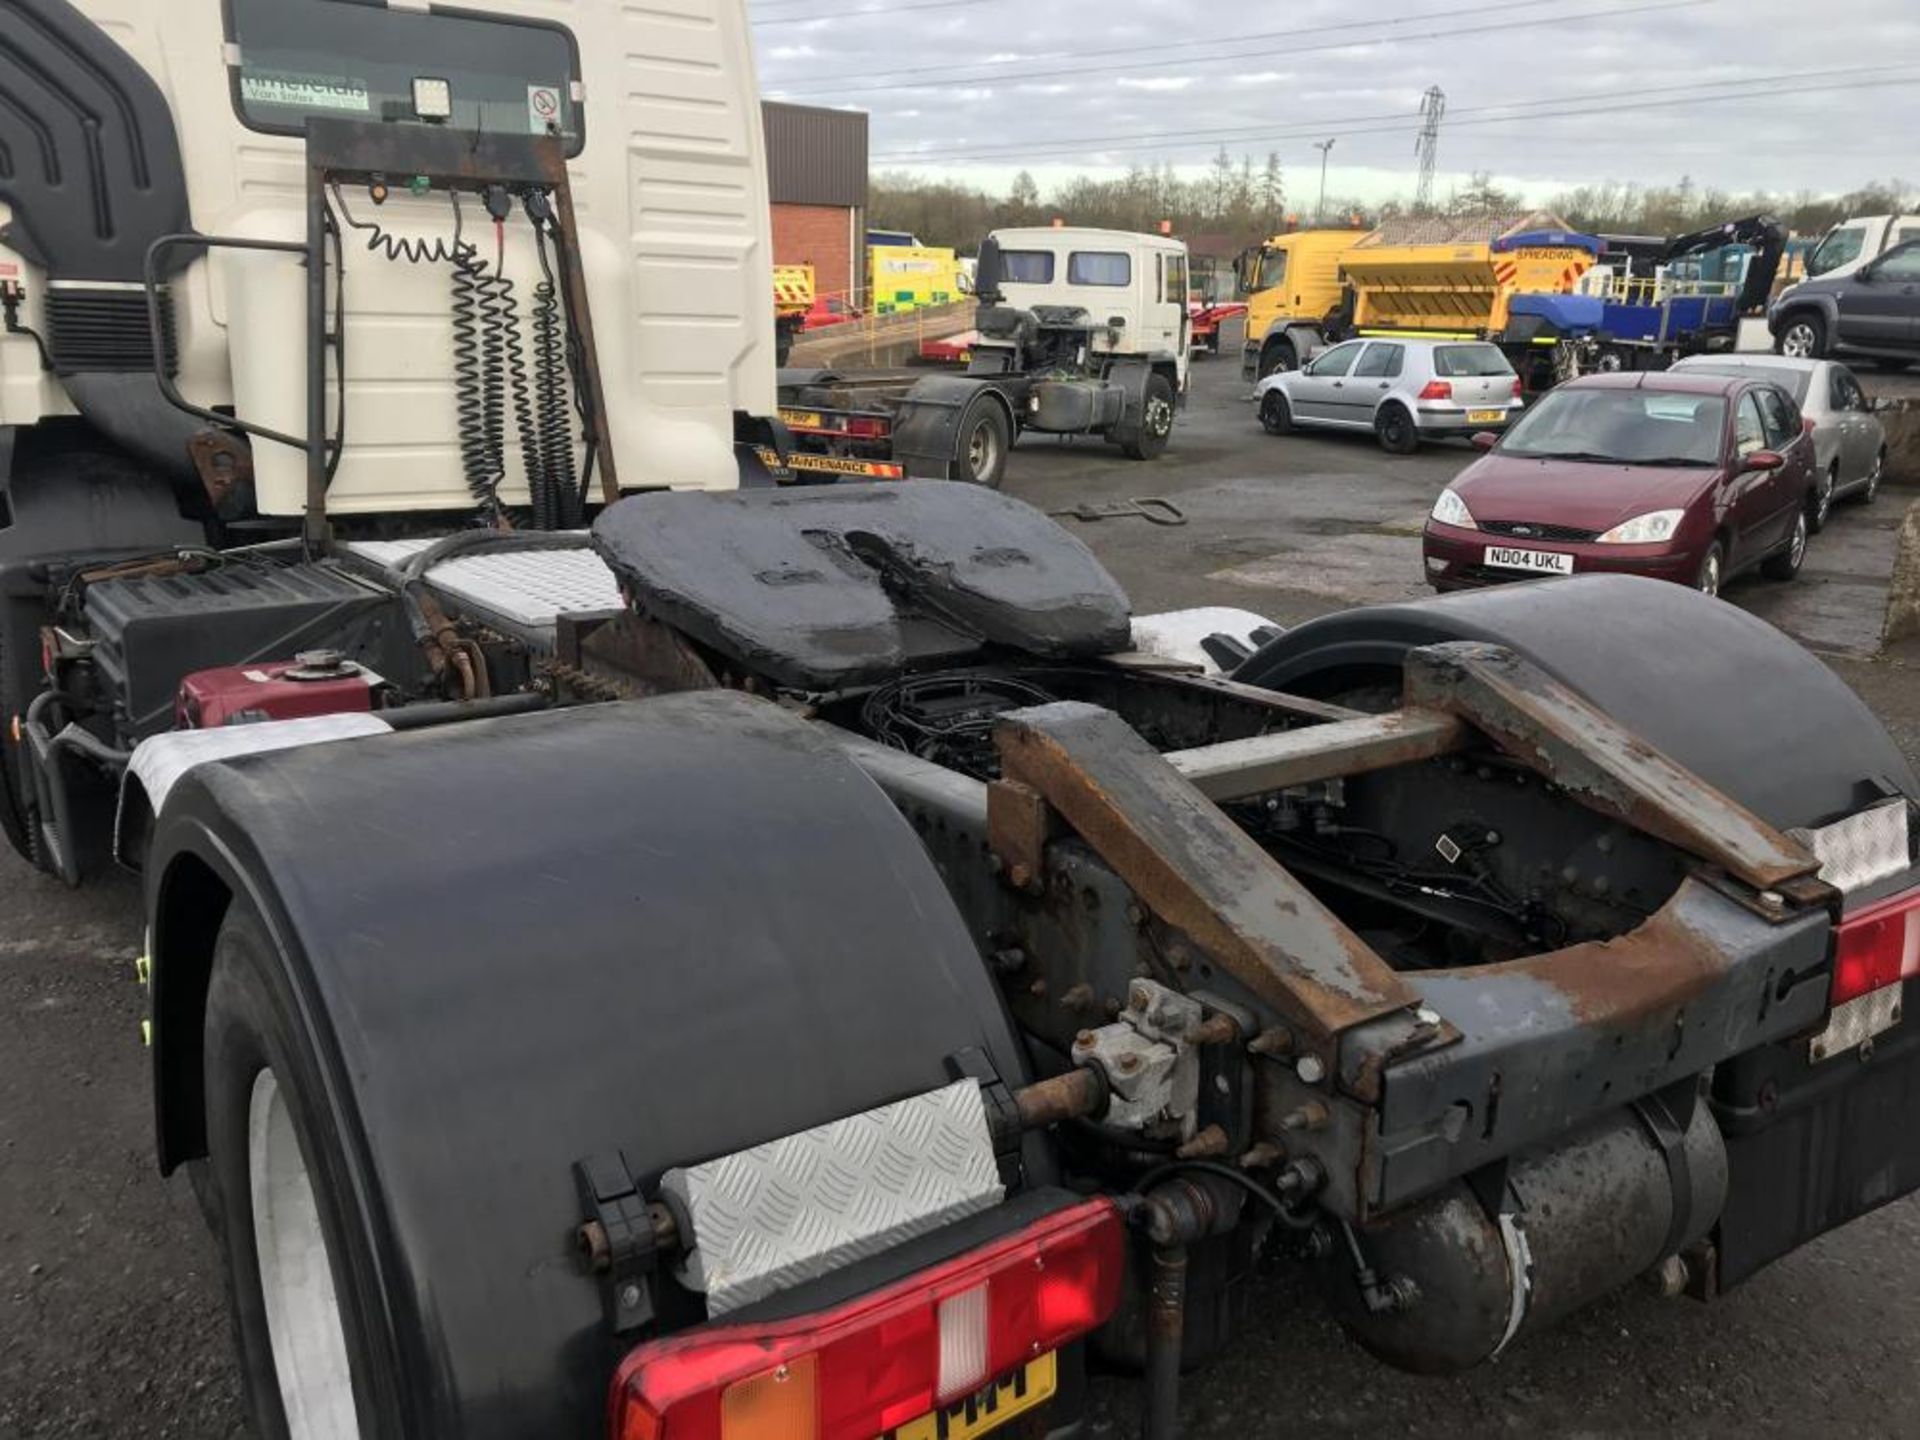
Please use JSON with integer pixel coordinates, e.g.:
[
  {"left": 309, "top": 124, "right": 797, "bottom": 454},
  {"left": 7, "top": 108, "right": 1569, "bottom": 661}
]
[
  {"left": 1855, "top": 264, "right": 1878, "bottom": 284},
  {"left": 1740, "top": 449, "right": 1783, "bottom": 473}
]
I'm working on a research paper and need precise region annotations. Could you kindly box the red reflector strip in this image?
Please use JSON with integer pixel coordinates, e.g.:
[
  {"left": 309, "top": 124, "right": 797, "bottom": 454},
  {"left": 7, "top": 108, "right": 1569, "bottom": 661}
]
[
  {"left": 1831, "top": 887, "right": 1920, "bottom": 1005},
  {"left": 608, "top": 1198, "right": 1124, "bottom": 1440}
]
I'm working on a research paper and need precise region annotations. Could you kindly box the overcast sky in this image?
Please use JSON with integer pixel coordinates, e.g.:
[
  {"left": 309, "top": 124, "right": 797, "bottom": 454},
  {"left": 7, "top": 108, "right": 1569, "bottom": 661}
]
[{"left": 749, "top": 0, "right": 1920, "bottom": 206}]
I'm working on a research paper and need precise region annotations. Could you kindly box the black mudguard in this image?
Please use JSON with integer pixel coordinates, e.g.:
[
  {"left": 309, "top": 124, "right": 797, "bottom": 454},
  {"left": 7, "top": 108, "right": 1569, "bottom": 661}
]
[
  {"left": 146, "top": 693, "right": 1041, "bottom": 1437},
  {"left": 1237, "top": 574, "right": 1915, "bottom": 830},
  {"left": 890, "top": 374, "right": 1018, "bottom": 479}
]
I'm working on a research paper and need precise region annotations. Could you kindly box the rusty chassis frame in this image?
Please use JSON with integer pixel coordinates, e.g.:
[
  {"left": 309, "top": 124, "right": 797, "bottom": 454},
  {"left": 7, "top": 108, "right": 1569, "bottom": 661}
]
[{"left": 833, "top": 639, "right": 1836, "bottom": 1227}]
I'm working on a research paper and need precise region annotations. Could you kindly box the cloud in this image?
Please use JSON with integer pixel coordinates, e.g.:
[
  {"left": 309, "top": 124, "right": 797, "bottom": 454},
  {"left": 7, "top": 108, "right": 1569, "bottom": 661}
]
[{"left": 751, "top": 0, "right": 1920, "bottom": 202}]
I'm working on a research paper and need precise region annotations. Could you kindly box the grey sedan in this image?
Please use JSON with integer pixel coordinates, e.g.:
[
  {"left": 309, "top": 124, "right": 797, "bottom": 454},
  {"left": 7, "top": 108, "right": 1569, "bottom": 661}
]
[
  {"left": 1255, "top": 338, "right": 1523, "bottom": 454},
  {"left": 1670, "top": 354, "right": 1886, "bottom": 531}
]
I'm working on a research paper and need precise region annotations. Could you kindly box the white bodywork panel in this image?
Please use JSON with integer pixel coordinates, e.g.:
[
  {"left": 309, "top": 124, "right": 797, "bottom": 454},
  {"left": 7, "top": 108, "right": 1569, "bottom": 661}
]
[
  {"left": 987, "top": 225, "right": 1193, "bottom": 388},
  {"left": 0, "top": 0, "right": 774, "bottom": 515}
]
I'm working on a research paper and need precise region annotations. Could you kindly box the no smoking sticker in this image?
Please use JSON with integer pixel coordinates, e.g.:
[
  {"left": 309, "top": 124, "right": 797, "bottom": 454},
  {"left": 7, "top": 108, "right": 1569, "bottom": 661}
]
[{"left": 527, "top": 85, "right": 563, "bottom": 136}]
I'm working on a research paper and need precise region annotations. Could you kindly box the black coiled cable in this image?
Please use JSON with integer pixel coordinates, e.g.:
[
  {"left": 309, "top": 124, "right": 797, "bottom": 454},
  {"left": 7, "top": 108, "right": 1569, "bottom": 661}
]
[
  {"left": 531, "top": 221, "right": 582, "bottom": 527},
  {"left": 450, "top": 248, "right": 503, "bottom": 519},
  {"left": 332, "top": 183, "right": 468, "bottom": 267}
]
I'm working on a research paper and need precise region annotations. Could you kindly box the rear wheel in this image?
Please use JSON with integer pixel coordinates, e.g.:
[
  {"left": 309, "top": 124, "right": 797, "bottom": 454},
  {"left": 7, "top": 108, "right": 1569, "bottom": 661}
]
[
  {"left": 1375, "top": 403, "right": 1419, "bottom": 456},
  {"left": 1761, "top": 510, "right": 1808, "bottom": 581},
  {"left": 1776, "top": 313, "right": 1826, "bottom": 360},
  {"left": 205, "top": 905, "right": 375, "bottom": 1440},
  {"left": 1810, "top": 464, "right": 1837, "bottom": 533},
  {"left": 1121, "top": 374, "right": 1177, "bottom": 461},
  {"left": 1259, "top": 390, "right": 1294, "bottom": 435},
  {"left": 1260, "top": 339, "right": 1299, "bottom": 379},
  {"left": 1696, "top": 542, "right": 1725, "bottom": 598},
  {"left": 954, "top": 395, "right": 1011, "bottom": 487}
]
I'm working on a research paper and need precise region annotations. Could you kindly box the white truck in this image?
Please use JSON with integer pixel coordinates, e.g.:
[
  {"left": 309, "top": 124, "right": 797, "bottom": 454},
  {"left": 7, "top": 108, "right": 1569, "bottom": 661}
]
[
  {"left": 777, "top": 225, "right": 1193, "bottom": 486},
  {"left": 4, "top": 8, "right": 1919, "bottom": 1440}
]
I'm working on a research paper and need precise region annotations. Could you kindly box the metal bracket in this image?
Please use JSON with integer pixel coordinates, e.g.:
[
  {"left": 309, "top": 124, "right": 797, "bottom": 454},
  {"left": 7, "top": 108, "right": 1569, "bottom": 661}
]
[
  {"left": 1403, "top": 642, "right": 1822, "bottom": 895},
  {"left": 572, "top": 1152, "right": 667, "bottom": 1335}
]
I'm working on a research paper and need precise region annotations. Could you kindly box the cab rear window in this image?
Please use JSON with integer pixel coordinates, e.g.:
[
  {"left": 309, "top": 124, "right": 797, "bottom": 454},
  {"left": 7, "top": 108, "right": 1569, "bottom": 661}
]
[
  {"left": 1000, "top": 251, "right": 1056, "bottom": 284},
  {"left": 225, "top": 0, "right": 581, "bottom": 152}
]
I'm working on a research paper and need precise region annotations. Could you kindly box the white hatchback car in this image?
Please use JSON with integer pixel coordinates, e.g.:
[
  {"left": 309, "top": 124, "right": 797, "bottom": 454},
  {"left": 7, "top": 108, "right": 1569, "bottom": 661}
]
[
  {"left": 1255, "top": 337, "right": 1524, "bottom": 454},
  {"left": 1669, "top": 354, "right": 1887, "bottom": 531}
]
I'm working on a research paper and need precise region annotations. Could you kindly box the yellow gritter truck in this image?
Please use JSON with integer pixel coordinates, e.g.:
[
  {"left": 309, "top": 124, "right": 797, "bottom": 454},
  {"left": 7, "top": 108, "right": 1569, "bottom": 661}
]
[{"left": 1239, "top": 212, "right": 1597, "bottom": 388}]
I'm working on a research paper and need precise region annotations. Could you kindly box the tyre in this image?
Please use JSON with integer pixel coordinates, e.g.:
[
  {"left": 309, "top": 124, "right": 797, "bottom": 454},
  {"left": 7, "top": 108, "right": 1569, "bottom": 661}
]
[
  {"left": 1860, "top": 448, "right": 1886, "bottom": 504},
  {"left": 1121, "top": 373, "right": 1177, "bottom": 461},
  {"left": 1259, "top": 390, "right": 1294, "bottom": 435},
  {"left": 0, "top": 615, "right": 34, "bottom": 864},
  {"left": 1696, "top": 541, "right": 1725, "bottom": 598},
  {"left": 203, "top": 904, "right": 377, "bottom": 1440},
  {"left": 1775, "top": 313, "right": 1826, "bottom": 360},
  {"left": 953, "top": 394, "right": 1011, "bottom": 487},
  {"left": 1260, "top": 339, "right": 1299, "bottom": 378},
  {"left": 1375, "top": 403, "right": 1419, "bottom": 456},
  {"left": 1761, "top": 509, "right": 1808, "bottom": 581},
  {"left": 1810, "top": 464, "right": 1837, "bottom": 534}
]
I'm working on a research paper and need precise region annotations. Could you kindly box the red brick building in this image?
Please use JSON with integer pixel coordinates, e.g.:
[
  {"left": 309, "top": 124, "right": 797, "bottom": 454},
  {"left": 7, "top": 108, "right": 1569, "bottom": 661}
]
[{"left": 763, "top": 102, "right": 868, "bottom": 306}]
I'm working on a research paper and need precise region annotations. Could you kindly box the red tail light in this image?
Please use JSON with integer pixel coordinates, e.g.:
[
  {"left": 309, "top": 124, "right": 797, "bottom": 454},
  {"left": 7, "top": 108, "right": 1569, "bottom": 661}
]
[
  {"left": 842, "top": 414, "right": 891, "bottom": 440},
  {"left": 609, "top": 1199, "right": 1124, "bottom": 1440},
  {"left": 1831, "top": 888, "right": 1920, "bottom": 1005},
  {"left": 1417, "top": 380, "right": 1453, "bottom": 401},
  {"left": 1511, "top": 377, "right": 1525, "bottom": 400}
]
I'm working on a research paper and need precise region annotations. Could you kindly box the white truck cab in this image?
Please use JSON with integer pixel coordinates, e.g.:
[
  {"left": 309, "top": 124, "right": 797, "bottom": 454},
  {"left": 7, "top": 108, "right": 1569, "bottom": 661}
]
[
  {"left": 1802, "top": 215, "right": 1920, "bottom": 282},
  {"left": 986, "top": 226, "right": 1193, "bottom": 389}
]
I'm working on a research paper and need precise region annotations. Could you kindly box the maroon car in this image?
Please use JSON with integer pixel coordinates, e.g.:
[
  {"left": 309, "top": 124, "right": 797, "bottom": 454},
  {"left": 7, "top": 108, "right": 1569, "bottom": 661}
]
[{"left": 1423, "top": 372, "right": 1817, "bottom": 597}]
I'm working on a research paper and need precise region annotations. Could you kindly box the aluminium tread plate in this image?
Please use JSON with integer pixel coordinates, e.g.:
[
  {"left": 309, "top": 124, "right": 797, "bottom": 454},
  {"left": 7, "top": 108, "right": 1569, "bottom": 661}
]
[{"left": 342, "top": 536, "right": 623, "bottom": 649}]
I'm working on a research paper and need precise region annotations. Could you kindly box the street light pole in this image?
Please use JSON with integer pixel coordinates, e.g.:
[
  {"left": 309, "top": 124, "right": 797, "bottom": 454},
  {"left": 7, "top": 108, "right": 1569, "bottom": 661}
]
[{"left": 1314, "top": 139, "right": 1336, "bottom": 223}]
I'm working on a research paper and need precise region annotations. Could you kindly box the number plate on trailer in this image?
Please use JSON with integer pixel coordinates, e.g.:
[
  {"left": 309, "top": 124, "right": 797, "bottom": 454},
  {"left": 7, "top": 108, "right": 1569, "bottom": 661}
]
[
  {"left": 889, "top": 1354, "right": 1057, "bottom": 1440},
  {"left": 779, "top": 408, "right": 827, "bottom": 431},
  {"left": 1484, "top": 545, "right": 1573, "bottom": 575},
  {"left": 1467, "top": 408, "right": 1506, "bottom": 423}
]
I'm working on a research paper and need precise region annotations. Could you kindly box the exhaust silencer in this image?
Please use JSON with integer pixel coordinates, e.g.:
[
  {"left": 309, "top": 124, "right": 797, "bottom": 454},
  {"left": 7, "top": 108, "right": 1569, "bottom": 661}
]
[{"left": 1325, "top": 1094, "right": 1727, "bottom": 1375}]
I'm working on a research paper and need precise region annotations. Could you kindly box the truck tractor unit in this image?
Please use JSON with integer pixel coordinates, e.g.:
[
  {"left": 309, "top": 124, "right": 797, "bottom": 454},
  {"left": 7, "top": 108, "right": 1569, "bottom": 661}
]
[
  {"left": 4, "top": 6, "right": 1920, "bottom": 1440},
  {"left": 780, "top": 227, "right": 1191, "bottom": 487}
]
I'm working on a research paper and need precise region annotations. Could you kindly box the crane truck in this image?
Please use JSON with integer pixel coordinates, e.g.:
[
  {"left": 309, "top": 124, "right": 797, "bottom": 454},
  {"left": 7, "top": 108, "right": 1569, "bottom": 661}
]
[{"left": 2, "top": 5, "right": 1919, "bottom": 1440}]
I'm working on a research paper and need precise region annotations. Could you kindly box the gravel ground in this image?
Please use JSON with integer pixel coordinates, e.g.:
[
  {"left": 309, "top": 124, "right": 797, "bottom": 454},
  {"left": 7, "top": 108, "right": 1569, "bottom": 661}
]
[{"left": 3, "top": 330, "right": 1918, "bottom": 1438}]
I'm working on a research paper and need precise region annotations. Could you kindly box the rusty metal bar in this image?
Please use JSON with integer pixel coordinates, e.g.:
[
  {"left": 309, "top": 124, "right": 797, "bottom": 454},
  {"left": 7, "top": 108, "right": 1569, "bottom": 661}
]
[
  {"left": 994, "top": 702, "right": 1418, "bottom": 1061},
  {"left": 1013, "top": 1067, "right": 1108, "bottom": 1131},
  {"left": 1165, "top": 708, "right": 1467, "bottom": 802},
  {"left": 1403, "top": 643, "right": 1821, "bottom": 893}
]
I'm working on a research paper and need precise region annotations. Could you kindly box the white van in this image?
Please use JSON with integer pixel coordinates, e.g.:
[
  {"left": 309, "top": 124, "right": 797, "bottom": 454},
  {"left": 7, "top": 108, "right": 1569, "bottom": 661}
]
[{"left": 1803, "top": 215, "right": 1920, "bottom": 281}]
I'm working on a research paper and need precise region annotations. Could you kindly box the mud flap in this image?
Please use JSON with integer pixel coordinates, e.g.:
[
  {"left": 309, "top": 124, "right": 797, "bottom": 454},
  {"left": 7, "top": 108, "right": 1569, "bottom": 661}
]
[{"left": 890, "top": 374, "right": 1014, "bottom": 480}]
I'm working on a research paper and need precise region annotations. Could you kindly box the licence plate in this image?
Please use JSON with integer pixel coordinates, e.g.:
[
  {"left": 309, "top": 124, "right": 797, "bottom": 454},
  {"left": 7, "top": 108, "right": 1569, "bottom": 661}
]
[
  {"left": 890, "top": 1354, "right": 1057, "bottom": 1440},
  {"left": 779, "top": 407, "right": 827, "bottom": 431},
  {"left": 1466, "top": 409, "right": 1506, "bottom": 424},
  {"left": 1485, "top": 545, "right": 1573, "bottom": 575}
]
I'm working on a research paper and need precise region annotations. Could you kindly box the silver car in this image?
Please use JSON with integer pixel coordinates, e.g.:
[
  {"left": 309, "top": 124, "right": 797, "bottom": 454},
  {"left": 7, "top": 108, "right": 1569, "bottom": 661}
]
[
  {"left": 1670, "top": 354, "right": 1886, "bottom": 531},
  {"left": 1255, "top": 337, "right": 1523, "bottom": 454}
]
